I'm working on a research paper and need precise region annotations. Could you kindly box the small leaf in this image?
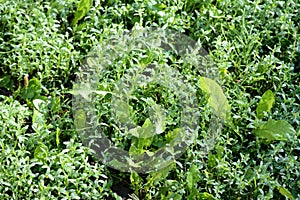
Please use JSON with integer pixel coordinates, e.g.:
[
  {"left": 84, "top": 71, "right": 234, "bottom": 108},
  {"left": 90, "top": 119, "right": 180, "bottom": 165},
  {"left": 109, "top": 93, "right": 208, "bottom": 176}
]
[
  {"left": 199, "top": 77, "right": 229, "bottom": 119},
  {"left": 277, "top": 186, "right": 295, "bottom": 200},
  {"left": 254, "top": 119, "right": 296, "bottom": 141},
  {"left": 130, "top": 171, "right": 142, "bottom": 186},
  {"left": 256, "top": 89, "right": 275, "bottom": 119}
]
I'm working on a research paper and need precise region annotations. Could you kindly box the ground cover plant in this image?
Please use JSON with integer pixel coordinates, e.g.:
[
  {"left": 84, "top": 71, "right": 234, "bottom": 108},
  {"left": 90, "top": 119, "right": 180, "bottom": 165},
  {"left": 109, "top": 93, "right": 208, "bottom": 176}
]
[{"left": 0, "top": 0, "right": 299, "bottom": 199}]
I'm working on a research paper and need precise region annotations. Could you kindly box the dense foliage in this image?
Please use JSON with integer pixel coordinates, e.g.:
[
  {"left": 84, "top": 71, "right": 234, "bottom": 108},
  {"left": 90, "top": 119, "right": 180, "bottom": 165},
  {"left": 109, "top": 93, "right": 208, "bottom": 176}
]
[{"left": 0, "top": 0, "right": 299, "bottom": 199}]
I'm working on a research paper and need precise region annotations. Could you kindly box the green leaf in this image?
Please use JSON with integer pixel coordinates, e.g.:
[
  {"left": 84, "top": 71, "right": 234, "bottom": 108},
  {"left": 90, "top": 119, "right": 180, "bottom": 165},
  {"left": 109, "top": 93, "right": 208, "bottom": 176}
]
[
  {"left": 277, "top": 186, "right": 295, "bottom": 200},
  {"left": 146, "top": 162, "right": 175, "bottom": 186},
  {"left": 68, "top": 83, "right": 112, "bottom": 101},
  {"left": 199, "top": 77, "right": 229, "bottom": 119},
  {"left": 71, "top": 0, "right": 92, "bottom": 26},
  {"left": 129, "top": 132, "right": 154, "bottom": 158},
  {"left": 256, "top": 89, "right": 275, "bottom": 119},
  {"left": 0, "top": 75, "right": 12, "bottom": 88},
  {"left": 32, "top": 109, "right": 44, "bottom": 132},
  {"left": 141, "top": 97, "right": 166, "bottom": 134},
  {"left": 254, "top": 119, "right": 296, "bottom": 141},
  {"left": 130, "top": 171, "right": 142, "bottom": 187},
  {"left": 113, "top": 99, "right": 134, "bottom": 124},
  {"left": 199, "top": 192, "right": 217, "bottom": 200},
  {"left": 33, "top": 99, "right": 45, "bottom": 111},
  {"left": 187, "top": 164, "right": 199, "bottom": 190},
  {"left": 165, "top": 128, "right": 181, "bottom": 144},
  {"left": 21, "top": 78, "right": 42, "bottom": 100},
  {"left": 34, "top": 143, "right": 49, "bottom": 161},
  {"left": 74, "top": 109, "right": 87, "bottom": 130},
  {"left": 56, "top": 127, "right": 61, "bottom": 147},
  {"left": 129, "top": 118, "right": 156, "bottom": 138},
  {"left": 152, "top": 3, "right": 167, "bottom": 10}
]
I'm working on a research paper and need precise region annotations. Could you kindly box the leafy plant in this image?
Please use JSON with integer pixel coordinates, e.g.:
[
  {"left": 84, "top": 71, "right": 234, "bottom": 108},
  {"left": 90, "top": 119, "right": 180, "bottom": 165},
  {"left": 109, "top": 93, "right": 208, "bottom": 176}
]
[
  {"left": 254, "top": 90, "right": 296, "bottom": 142},
  {"left": 0, "top": 0, "right": 299, "bottom": 199}
]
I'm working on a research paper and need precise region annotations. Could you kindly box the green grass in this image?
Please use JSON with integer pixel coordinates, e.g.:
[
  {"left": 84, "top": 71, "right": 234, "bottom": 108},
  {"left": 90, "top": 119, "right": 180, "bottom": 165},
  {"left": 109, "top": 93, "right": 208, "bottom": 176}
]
[{"left": 0, "top": 0, "right": 299, "bottom": 199}]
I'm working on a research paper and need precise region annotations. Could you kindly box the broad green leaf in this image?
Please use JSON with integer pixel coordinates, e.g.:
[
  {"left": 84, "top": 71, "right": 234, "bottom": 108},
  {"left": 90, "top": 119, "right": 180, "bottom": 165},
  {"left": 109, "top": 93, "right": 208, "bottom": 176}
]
[
  {"left": 254, "top": 119, "right": 296, "bottom": 141},
  {"left": 187, "top": 164, "right": 199, "bottom": 190},
  {"left": 71, "top": 0, "right": 92, "bottom": 26},
  {"left": 153, "top": 3, "right": 167, "bottom": 10},
  {"left": 129, "top": 143, "right": 144, "bottom": 158},
  {"left": 74, "top": 109, "right": 86, "bottom": 130},
  {"left": 256, "top": 89, "right": 275, "bottom": 119},
  {"left": 199, "top": 77, "right": 229, "bottom": 119},
  {"left": 277, "top": 186, "right": 295, "bottom": 200}
]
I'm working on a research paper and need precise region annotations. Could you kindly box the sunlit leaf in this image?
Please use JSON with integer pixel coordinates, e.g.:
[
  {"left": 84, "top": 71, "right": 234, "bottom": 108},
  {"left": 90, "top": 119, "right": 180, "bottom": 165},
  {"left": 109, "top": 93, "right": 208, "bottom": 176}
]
[
  {"left": 254, "top": 119, "right": 296, "bottom": 141},
  {"left": 277, "top": 186, "right": 295, "bottom": 200},
  {"left": 114, "top": 99, "right": 134, "bottom": 124},
  {"left": 21, "top": 78, "right": 42, "bottom": 100},
  {"left": 165, "top": 128, "right": 181, "bottom": 143},
  {"left": 56, "top": 127, "right": 61, "bottom": 147},
  {"left": 71, "top": 0, "right": 92, "bottom": 26},
  {"left": 199, "top": 77, "right": 229, "bottom": 119},
  {"left": 187, "top": 164, "right": 199, "bottom": 190},
  {"left": 256, "top": 89, "right": 275, "bottom": 119},
  {"left": 33, "top": 99, "right": 45, "bottom": 111}
]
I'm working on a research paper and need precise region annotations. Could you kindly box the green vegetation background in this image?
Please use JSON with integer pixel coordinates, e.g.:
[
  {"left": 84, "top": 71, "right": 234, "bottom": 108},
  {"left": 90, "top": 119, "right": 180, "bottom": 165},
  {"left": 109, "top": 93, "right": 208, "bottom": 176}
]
[{"left": 0, "top": 0, "right": 299, "bottom": 199}]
